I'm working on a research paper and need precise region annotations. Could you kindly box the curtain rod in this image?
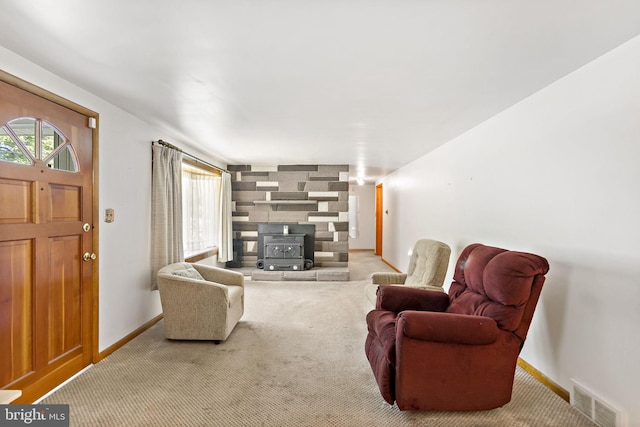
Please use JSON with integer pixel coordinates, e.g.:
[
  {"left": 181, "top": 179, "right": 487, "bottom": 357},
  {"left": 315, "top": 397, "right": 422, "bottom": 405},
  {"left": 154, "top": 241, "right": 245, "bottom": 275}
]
[{"left": 152, "top": 139, "right": 229, "bottom": 174}]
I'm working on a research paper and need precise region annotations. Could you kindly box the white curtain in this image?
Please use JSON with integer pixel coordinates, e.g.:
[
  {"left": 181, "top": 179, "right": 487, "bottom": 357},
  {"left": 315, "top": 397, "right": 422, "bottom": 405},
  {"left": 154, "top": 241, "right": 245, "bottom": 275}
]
[
  {"left": 217, "top": 172, "right": 233, "bottom": 262},
  {"left": 182, "top": 172, "right": 218, "bottom": 254},
  {"left": 151, "top": 144, "right": 184, "bottom": 290}
]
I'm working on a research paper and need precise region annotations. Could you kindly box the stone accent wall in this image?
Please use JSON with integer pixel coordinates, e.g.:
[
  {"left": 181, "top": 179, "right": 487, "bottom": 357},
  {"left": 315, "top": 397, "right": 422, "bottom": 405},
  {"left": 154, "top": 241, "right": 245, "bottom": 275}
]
[{"left": 228, "top": 164, "right": 350, "bottom": 268}]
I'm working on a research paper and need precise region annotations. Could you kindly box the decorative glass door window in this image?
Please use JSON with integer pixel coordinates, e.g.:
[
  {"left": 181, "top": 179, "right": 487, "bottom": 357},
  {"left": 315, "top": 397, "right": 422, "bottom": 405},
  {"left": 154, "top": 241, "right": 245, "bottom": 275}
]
[{"left": 0, "top": 117, "right": 78, "bottom": 172}]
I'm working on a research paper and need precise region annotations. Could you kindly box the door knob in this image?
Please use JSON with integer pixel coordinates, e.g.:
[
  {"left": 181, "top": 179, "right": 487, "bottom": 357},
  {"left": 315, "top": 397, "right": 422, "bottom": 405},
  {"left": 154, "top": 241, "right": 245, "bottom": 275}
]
[{"left": 83, "top": 252, "right": 97, "bottom": 261}]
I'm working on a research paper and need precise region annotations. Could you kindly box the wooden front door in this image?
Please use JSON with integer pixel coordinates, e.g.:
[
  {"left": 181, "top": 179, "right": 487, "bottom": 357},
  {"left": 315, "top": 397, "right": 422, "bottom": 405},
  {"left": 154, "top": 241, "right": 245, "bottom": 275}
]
[
  {"left": 0, "top": 79, "right": 96, "bottom": 402},
  {"left": 375, "top": 183, "right": 383, "bottom": 256}
]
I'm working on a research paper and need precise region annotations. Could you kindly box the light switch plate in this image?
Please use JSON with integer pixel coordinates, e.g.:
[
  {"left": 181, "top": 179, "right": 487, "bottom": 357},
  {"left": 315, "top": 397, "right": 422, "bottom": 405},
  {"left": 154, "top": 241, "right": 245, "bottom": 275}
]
[{"left": 105, "top": 208, "right": 115, "bottom": 223}]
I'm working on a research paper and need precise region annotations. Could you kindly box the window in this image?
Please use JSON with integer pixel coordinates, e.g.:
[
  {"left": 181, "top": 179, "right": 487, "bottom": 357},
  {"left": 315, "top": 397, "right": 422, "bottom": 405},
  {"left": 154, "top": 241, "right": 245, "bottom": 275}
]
[
  {"left": 181, "top": 160, "right": 222, "bottom": 259},
  {"left": 0, "top": 117, "right": 78, "bottom": 171}
]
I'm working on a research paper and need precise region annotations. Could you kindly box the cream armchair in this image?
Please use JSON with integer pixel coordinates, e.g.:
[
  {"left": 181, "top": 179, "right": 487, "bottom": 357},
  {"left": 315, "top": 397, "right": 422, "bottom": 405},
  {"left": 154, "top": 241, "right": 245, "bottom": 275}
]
[
  {"left": 365, "top": 239, "right": 451, "bottom": 310},
  {"left": 157, "top": 262, "right": 245, "bottom": 343}
]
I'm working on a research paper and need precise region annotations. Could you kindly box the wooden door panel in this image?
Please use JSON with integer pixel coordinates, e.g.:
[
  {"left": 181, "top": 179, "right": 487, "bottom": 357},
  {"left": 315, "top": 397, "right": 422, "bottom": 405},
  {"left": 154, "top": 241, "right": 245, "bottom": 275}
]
[
  {"left": 0, "top": 178, "right": 34, "bottom": 224},
  {"left": 47, "top": 236, "right": 83, "bottom": 361},
  {"left": 49, "top": 184, "right": 81, "bottom": 222},
  {"left": 0, "top": 239, "right": 34, "bottom": 385}
]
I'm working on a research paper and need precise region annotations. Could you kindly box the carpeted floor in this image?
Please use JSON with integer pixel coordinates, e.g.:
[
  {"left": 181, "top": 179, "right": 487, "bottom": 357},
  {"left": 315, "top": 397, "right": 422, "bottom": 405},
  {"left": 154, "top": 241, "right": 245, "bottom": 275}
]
[{"left": 41, "top": 252, "right": 595, "bottom": 426}]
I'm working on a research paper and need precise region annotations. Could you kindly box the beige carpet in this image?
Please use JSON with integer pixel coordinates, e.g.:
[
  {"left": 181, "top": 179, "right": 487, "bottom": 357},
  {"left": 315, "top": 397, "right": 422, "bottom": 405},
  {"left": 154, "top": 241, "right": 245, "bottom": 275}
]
[{"left": 42, "top": 252, "right": 595, "bottom": 426}]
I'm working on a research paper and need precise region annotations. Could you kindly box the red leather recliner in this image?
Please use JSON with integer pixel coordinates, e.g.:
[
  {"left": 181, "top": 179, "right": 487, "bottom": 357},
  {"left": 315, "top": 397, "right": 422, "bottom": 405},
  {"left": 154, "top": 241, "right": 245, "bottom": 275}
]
[{"left": 364, "top": 243, "right": 550, "bottom": 411}]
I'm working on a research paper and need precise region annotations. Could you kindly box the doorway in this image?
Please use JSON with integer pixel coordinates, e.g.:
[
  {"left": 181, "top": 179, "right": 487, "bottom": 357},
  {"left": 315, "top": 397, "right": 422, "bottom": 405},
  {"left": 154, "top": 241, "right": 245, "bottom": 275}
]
[{"left": 0, "top": 75, "right": 98, "bottom": 402}]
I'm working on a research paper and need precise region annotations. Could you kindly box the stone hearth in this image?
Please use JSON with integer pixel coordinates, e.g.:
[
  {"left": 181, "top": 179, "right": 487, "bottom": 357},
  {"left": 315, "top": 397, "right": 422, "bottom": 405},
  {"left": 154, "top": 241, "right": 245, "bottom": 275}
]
[{"left": 229, "top": 266, "right": 350, "bottom": 282}]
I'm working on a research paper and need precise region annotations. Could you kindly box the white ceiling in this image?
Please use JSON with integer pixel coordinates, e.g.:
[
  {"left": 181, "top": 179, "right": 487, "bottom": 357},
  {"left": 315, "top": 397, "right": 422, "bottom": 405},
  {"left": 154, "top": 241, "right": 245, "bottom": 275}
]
[{"left": 2, "top": 1, "right": 640, "bottom": 183}]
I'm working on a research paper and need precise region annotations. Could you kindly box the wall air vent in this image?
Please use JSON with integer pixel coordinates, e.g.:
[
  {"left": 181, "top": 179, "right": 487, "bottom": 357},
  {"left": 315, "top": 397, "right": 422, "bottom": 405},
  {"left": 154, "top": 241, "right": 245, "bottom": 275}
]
[
  {"left": 571, "top": 381, "right": 593, "bottom": 418},
  {"left": 570, "top": 379, "right": 623, "bottom": 427},
  {"left": 594, "top": 398, "right": 622, "bottom": 427}
]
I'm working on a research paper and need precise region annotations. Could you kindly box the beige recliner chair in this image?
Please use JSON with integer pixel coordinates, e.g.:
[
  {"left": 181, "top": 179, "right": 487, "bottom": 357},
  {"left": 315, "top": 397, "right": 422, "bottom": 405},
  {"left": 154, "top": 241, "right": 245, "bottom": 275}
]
[
  {"left": 364, "top": 239, "right": 451, "bottom": 310},
  {"left": 157, "top": 262, "right": 245, "bottom": 343}
]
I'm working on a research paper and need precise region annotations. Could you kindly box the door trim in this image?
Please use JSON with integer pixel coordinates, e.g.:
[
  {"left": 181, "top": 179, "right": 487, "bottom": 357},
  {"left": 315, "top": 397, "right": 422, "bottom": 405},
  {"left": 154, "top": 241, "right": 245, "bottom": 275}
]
[{"left": 0, "top": 70, "right": 101, "bottom": 373}]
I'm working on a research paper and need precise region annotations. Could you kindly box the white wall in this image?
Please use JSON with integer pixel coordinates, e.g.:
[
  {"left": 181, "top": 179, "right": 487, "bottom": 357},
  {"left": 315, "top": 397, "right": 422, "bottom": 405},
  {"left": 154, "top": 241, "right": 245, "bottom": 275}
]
[
  {"left": 348, "top": 184, "right": 376, "bottom": 250},
  {"left": 0, "top": 46, "right": 225, "bottom": 352},
  {"left": 380, "top": 35, "right": 640, "bottom": 425}
]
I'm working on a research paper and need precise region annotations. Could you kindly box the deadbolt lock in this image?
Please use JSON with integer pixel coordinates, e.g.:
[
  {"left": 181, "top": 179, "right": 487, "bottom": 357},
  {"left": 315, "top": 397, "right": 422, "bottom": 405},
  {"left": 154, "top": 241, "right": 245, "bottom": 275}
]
[
  {"left": 83, "top": 223, "right": 91, "bottom": 232},
  {"left": 83, "top": 252, "right": 97, "bottom": 261}
]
